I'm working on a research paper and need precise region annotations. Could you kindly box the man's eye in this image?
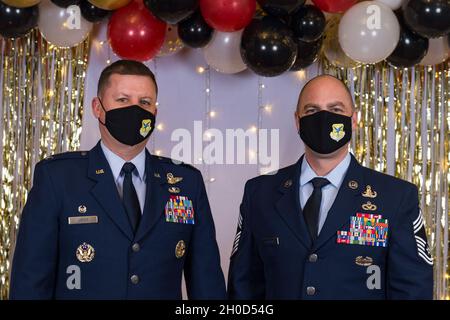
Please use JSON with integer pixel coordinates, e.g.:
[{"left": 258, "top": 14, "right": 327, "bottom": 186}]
[
  {"left": 117, "top": 98, "right": 127, "bottom": 103},
  {"left": 141, "top": 101, "right": 151, "bottom": 105}
]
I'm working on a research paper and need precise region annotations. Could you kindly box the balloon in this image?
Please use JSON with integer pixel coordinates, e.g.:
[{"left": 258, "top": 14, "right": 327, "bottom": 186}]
[
  {"left": 203, "top": 30, "right": 247, "bottom": 74},
  {"left": 386, "top": 12, "right": 428, "bottom": 68},
  {"left": 419, "top": 36, "right": 449, "bottom": 66},
  {"left": 402, "top": 0, "right": 450, "bottom": 39},
  {"left": 88, "top": 0, "right": 131, "bottom": 10},
  {"left": 108, "top": 0, "right": 166, "bottom": 61},
  {"left": 290, "top": 37, "right": 322, "bottom": 71},
  {"left": 157, "top": 24, "right": 185, "bottom": 57},
  {"left": 0, "top": 2, "right": 38, "bottom": 38},
  {"left": 1, "top": 0, "right": 40, "bottom": 8},
  {"left": 51, "top": 0, "right": 79, "bottom": 7},
  {"left": 143, "top": 0, "right": 198, "bottom": 25},
  {"left": 312, "top": 0, "right": 356, "bottom": 13},
  {"left": 178, "top": 10, "right": 213, "bottom": 48},
  {"left": 323, "top": 16, "right": 359, "bottom": 68},
  {"left": 38, "top": 1, "right": 92, "bottom": 47},
  {"left": 339, "top": 1, "right": 400, "bottom": 64},
  {"left": 257, "top": 0, "right": 305, "bottom": 17},
  {"left": 200, "top": 0, "right": 256, "bottom": 32},
  {"left": 241, "top": 16, "right": 297, "bottom": 77},
  {"left": 377, "top": 0, "right": 403, "bottom": 10},
  {"left": 290, "top": 4, "right": 325, "bottom": 43},
  {"left": 80, "top": 0, "right": 110, "bottom": 22}
]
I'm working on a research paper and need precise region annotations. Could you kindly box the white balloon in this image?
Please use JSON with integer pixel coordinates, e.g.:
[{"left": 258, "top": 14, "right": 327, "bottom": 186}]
[
  {"left": 38, "top": 0, "right": 93, "bottom": 48},
  {"left": 376, "top": 0, "right": 403, "bottom": 10},
  {"left": 338, "top": 1, "right": 400, "bottom": 64},
  {"left": 203, "top": 30, "right": 247, "bottom": 74},
  {"left": 419, "top": 37, "right": 450, "bottom": 66}
]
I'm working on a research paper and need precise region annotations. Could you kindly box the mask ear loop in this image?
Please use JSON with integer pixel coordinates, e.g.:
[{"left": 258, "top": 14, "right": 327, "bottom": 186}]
[{"left": 97, "top": 97, "right": 107, "bottom": 126}]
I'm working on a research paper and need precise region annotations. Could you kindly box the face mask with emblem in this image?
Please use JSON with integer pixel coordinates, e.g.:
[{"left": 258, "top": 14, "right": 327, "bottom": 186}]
[
  {"left": 97, "top": 98, "right": 156, "bottom": 146},
  {"left": 299, "top": 110, "right": 352, "bottom": 154}
]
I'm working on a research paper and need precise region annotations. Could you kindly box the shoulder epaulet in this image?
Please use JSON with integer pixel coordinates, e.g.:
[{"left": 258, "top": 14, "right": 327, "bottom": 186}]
[
  {"left": 42, "top": 151, "right": 88, "bottom": 162},
  {"left": 153, "top": 155, "right": 200, "bottom": 172}
]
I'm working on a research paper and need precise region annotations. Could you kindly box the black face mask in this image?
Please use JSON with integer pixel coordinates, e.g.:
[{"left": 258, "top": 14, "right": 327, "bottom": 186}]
[
  {"left": 98, "top": 98, "right": 156, "bottom": 146},
  {"left": 299, "top": 110, "right": 352, "bottom": 154}
]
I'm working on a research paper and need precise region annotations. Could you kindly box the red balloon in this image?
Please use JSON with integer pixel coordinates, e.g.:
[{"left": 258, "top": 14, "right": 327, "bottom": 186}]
[
  {"left": 200, "top": 0, "right": 256, "bottom": 32},
  {"left": 108, "top": 0, "right": 166, "bottom": 61},
  {"left": 312, "top": 0, "right": 357, "bottom": 13}
]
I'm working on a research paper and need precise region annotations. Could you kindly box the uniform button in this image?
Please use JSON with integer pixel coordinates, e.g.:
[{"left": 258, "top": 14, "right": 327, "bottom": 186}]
[
  {"left": 309, "top": 253, "right": 318, "bottom": 262},
  {"left": 306, "top": 286, "right": 316, "bottom": 296},
  {"left": 130, "top": 275, "right": 139, "bottom": 285},
  {"left": 132, "top": 243, "right": 140, "bottom": 252}
]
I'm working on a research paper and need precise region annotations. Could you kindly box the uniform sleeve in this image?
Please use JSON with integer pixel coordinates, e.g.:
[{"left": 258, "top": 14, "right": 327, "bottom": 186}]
[
  {"left": 386, "top": 183, "right": 434, "bottom": 299},
  {"left": 184, "top": 170, "right": 226, "bottom": 299},
  {"left": 9, "top": 161, "right": 60, "bottom": 300},
  {"left": 227, "top": 180, "right": 265, "bottom": 300}
]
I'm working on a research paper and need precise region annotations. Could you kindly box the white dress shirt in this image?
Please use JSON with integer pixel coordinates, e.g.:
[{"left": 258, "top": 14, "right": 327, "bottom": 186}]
[
  {"left": 299, "top": 153, "right": 351, "bottom": 235},
  {"left": 101, "top": 141, "right": 147, "bottom": 214}
]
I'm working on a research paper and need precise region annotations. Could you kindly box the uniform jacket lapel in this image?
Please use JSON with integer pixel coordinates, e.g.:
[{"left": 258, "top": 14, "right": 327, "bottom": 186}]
[
  {"left": 87, "top": 142, "right": 134, "bottom": 241},
  {"left": 274, "top": 155, "right": 313, "bottom": 250}
]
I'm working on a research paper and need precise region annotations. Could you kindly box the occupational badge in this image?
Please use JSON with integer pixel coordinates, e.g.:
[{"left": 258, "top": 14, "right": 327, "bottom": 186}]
[
  {"left": 362, "top": 185, "right": 377, "bottom": 198},
  {"left": 167, "top": 173, "right": 183, "bottom": 185},
  {"left": 355, "top": 256, "right": 373, "bottom": 267}
]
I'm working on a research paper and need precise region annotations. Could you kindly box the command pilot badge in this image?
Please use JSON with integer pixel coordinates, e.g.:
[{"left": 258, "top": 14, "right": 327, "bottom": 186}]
[
  {"left": 330, "top": 123, "right": 345, "bottom": 142},
  {"left": 175, "top": 240, "right": 186, "bottom": 259},
  {"left": 76, "top": 242, "right": 95, "bottom": 263},
  {"left": 140, "top": 119, "right": 152, "bottom": 138},
  {"left": 167, "top": 173, "right": 183, "bottom": 184}
]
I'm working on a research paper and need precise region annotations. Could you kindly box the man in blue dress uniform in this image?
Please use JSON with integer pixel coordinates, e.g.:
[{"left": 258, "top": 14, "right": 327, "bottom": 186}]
[
  {"left": 10, "top": 60, "right": 226, "bottom": 299},
  {"left": 228, "top": 75, "right": 433, "bottom": 300}
]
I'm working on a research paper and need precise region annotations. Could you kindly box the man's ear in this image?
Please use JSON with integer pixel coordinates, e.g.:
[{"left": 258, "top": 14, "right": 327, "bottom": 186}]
[
  {"left": 294, "top": 111, "right": 300, "bottom": 132},
  {"left": 351, "top": 110, "right": 358, "bottom": 131},
  {"left": 92, "top": 97, "right": 101, "bottom": 119}
]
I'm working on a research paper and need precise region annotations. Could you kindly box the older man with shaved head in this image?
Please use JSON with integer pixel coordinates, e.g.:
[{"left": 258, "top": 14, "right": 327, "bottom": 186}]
[{"left": 228, "top": 75, "right": 433, "bottom": 300}]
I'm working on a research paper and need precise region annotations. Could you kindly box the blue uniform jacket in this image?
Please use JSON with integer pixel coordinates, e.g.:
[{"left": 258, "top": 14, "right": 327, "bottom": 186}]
[
  {"left": 228, "top": 154, "right": 433, "bottom": 300},
  {"left": 10, "top": 142, "right": 226, "bottom": 299}
]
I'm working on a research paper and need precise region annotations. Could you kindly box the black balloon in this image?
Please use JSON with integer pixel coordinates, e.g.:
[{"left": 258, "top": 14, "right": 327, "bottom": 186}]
[
  {"left": 178, "top": 11, "right": 213, "bottom": 48},
  {"left": 290, "top": 4, "right": 325, "bottom": 43},
  {"left": 387, "top": 12, "right": 429, "bottom": 68},
  {"left": 0, "top": 2, "right": 39, "bottom": 38},
  {"left": 144, "top": 0, "right": 198, "bottom": 24},
  {"left": 257, "top": 0, "right": 306, "bottom": 17},
  {"left": 290, "top": 37, "right": 322, "bottom": 71},
  {"left": 402, "top": 0, "right": 450, "bottom": 38},
  {"left": 80, "top": 0, "right": 110, "bottom": 23},
  {"left": 51, "top": 0, "right": 80, "bottom": 7},
  {"left": 241, "top": 16, "right": 297, "bottom": 77}
]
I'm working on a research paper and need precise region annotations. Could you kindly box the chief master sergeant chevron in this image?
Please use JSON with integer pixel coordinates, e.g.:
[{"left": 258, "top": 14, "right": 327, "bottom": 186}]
[
  {"left": 10, "top": 59, "right": 226, "bottom": 299},
  {"left": 228, "top": 75, "right": 433, "bottom": 300}
]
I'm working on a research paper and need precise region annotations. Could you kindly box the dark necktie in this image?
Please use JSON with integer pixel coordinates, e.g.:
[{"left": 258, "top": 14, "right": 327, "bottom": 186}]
[
  {"left": 303, "top": 177, "right": 330, "bottom": 242},
  {"left": 121, "top": 162, "right": 141, "bottom": 233}
]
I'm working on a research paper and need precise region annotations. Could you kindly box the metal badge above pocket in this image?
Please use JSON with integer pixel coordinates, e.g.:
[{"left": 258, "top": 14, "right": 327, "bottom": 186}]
[
  {"left": 68, "top": 216, "right": 98, "bottom": 225},
  {"left": 165, "top": 195, "right": 195, "bottom": 225}
]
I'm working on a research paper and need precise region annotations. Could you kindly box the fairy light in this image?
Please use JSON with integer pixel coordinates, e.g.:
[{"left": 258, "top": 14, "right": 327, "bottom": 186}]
[
  {"left": 203, "top": 66, "right": 213, "bottom": 188},
  {"left": 156, "top": 123, "right": 164, "bottom": 131},
  {"left": 197, "top": 66, "right": 206, "bottom": 74}
]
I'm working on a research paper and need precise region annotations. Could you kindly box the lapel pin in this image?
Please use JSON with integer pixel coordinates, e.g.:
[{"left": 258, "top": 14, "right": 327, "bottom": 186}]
[
  {"left": 95, "top": 169, "right": 104, "bottom": 175},
  {"left": 362, "top": 201, "right": 377, "bottom": 211},
  {"left": 167, "top": 173, "right": 183, "bottom": 185},
  {"left": 348, "top": 180, "right": 358, "bottom": 189},
  {"left": 175, "top": 240, "right": 186, "bottom": 259},
  {"left": 284, "top": 179, "right": 293, "bottom": 188},
  {"left": 78, "top": 205, "right": 87, "bottom": 214},
  {"left": 168, "top": 187, "right": 180, "bottom": 194},
  {"left": 362, "top": 185, "right": 377, "bottom": 198},
  {"left": 76, "top": 242, "right": 95, "bottom": 263},
  {"left": 154, "top": 172, "right": 161, "bottom": 178}
]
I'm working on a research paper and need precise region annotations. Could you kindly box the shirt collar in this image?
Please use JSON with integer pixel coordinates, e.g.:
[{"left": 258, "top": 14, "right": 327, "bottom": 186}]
[
  {"left": 300, "top": 152, "right": 351, "bottom": 189},
  {"left": 101, "top": 141, "right": 146, "bottom": 182}
]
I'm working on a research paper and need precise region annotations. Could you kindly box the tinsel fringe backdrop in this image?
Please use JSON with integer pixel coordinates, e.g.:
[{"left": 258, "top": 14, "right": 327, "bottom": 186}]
[
  {"left": 0, "top": 31, "right": 448, "bottom": 300},
  {"left": 0, "top": 29, "right": 90, "bottom": 299}
]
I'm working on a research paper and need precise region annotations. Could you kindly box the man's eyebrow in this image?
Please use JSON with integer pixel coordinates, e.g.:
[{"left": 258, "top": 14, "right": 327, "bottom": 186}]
[
  {"left": 326, "top": 101, "right": 345, "bottom": 108},
  {"left": 115, "top": 93, "right": 130, "bottom": 98},
  {"left": 303, "top": 103, "right": 320, "bottom": 109}
]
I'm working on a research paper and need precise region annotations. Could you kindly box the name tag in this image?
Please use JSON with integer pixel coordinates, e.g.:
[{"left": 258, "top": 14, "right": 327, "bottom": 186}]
[{"left": 68, "top": 216, "right": 98, "bottom": 225}]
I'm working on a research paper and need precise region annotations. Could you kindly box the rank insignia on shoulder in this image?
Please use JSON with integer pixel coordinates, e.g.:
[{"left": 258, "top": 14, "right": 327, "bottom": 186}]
[
  {"left": 337, "top": 213, "right": 388, "bottom": 247},
  {"left": 165, "top": 195, "right": 195, "bottom": 224},
  {"left": 76, "top": 242, "right": 95, "bottom": 263},
  {"left": 362, "top": 185, "right": 377, "bottom": 198},
  {"left": 167, "top": 173, "right": 183, "bottom": 185}
]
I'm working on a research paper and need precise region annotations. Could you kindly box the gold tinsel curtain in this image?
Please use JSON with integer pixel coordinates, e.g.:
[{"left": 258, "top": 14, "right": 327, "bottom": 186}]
[
  {"left": 0, "top": 29, "right": 89, "bottom": 299},
  {"left": 322, "top": 61, "right": 450, "bottom": 299}
]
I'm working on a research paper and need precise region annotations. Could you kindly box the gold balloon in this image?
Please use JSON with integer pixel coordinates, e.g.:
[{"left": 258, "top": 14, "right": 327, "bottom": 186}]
[
  {"left": 2, "top": 0, "right": 40, "bottom": 8},
  {"left": 322, "top": 15, "right": 360, "bottom": 68},
  {"left": 157, "top": 25, "right": 184, "bottom": 57},
  {"left": 87, "top": 0, "right": 132, "bottom": 10}
]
